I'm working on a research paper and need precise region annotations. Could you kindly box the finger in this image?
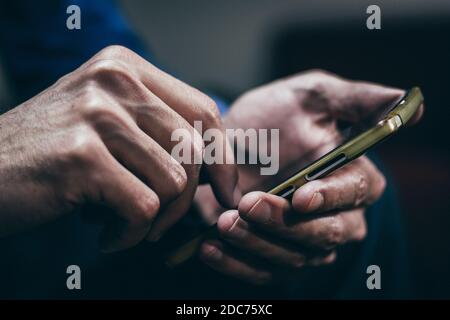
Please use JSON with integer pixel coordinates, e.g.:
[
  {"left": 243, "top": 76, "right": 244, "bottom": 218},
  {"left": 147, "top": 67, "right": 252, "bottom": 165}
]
[
  {"left": 145, "top": 127, "right": 204, "bottom": 241},
  {"left": 74, "top": 58, "right": 195, "bottom": 215},
  {"left": 286, "top": 70, "right": 424, "bottom": 124},
  {"left": 146, "top": 176, "right": 200, "bottom": 242},
  {"left": 141, "top": 74, "right": 240, "bottom": 209},
  {"left": 98, "top": 114, "right": 188, "bottom": 205},
  {"left": 332, "top": 80, "right": 404, "bottom": 122},
  {"left": 239, "top": 192, "right": 367, "bottom": 250},
  {"left": 217, "top": 210, "right": 306, "bottom": 269},
  {"left": 339, "top": 208, "right": 367, "bottom": 242},
  {"left": 293, "top": 208, "right": 367, "bottom": 250},
  {"left": 94, "top": 46, "right": 240, "bottom": 209},
  {"left": 78, "top": 62, "right": 205, "bottom": 242},
  {"left": 200, "top": 240, "right": 273, "bottom": 285},
  {"left": 343, "top": 82, "right": 424, "bottom": 125},
  {"left": 95, "top": 147, "right": 160, "bottom": 253},
  {"left": 292, "top": 157, "right": 386, "bottom": 214},
  {"left": 99, "top": 86, "right": 206, "bottom": 241},
  {"left": 307, "top": 251, "right": 337, "bottom": 266},
  {"left": 238, "top": 191, "right": 290, "bottom": 229}
]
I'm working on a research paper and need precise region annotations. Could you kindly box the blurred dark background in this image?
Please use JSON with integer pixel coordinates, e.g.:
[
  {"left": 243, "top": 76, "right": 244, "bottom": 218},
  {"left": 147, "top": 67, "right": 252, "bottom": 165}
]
[{"left": 0, "top": 0, "right": 449, "bottom": 298}]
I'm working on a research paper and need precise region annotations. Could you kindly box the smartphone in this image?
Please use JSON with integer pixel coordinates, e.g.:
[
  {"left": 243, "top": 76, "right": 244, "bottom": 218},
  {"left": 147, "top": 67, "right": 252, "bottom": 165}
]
[{"left": 165, "top": 86, "right": 424, "bottom": 267}]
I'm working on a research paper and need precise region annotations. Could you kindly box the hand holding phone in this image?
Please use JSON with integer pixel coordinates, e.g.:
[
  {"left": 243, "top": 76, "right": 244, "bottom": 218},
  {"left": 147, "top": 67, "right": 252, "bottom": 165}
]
[{"left": 166, "top": 71, "right": 424, "bottom": 284}]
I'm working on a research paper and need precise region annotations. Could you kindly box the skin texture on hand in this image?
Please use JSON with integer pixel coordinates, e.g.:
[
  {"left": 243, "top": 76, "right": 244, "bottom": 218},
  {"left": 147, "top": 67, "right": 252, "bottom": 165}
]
[
  {"left": 0, "top": 45, "right": 239, "bottom": 252},
  {"left": 197, "top": 70, "right": 424, "bottom": 284}
]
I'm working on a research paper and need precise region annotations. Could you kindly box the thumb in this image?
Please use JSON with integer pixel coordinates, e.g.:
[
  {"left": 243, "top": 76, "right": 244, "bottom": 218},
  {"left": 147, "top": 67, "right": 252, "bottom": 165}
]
[
  {"left": 328, "top": 78, "right": 405, "bottom": 123},
  {"left": 286, "top": 70, "right": 407, "bottom": 123}
]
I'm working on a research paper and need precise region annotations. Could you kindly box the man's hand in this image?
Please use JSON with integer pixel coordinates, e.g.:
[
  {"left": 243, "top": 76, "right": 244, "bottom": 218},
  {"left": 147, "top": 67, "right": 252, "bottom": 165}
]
[
  {"left": 0, "top": 45, "right": 238, "bottom": 252},
  {"left": 197, "top": 70, "right": 423, "bottom": 284}
]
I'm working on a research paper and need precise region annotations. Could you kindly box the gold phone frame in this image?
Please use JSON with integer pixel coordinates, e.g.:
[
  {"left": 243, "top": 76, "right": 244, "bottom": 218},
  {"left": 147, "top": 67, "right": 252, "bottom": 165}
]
[{"left": 165, "top": 87, "right": 423, "bottom": 267}]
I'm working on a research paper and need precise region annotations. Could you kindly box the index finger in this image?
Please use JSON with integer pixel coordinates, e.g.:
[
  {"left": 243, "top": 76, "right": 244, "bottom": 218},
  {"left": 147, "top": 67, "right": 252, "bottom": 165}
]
[
  {"left": 291, "top": 157, "right": 386, "bottom": 214},
  {"left": 95, "top": 46, "right": 240, "bottom": 208}
]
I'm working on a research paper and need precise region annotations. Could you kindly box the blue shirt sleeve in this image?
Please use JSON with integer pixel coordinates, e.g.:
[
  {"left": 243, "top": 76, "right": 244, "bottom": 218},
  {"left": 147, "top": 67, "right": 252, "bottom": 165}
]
[{"left": 0, "top": 0, "right": 148, "bottom": 103}]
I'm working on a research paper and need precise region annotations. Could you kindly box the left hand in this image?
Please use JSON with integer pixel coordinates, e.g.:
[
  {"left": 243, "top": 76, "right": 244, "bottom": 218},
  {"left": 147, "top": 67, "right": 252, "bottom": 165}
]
[{"left": 196, "top": 70, "right": 424, "bottom": 284}]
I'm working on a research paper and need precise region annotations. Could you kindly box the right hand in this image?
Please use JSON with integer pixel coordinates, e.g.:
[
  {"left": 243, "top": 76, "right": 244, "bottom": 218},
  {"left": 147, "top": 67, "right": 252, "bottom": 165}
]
[
  {"left": 0, "top": 45, "right": 238, "bottom": 252},
  {"left": 196, "top": 70, "right": 423, "bottom": 284}
]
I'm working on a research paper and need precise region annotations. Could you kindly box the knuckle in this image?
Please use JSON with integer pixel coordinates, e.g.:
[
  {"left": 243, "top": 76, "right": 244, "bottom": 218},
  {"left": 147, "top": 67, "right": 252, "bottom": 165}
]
[
  {"left": 305, "top": 69, "right": 334, "bottom": 79},
  {"left": 304, "top": 69, "right": 335, "bottom": 87},
  {"left": 292, "top": 69, "right": 333, "bottom": 105},
  {"left": 185, "top": 130, "right": 205, "bottom": 173},
  {"left": 77, "top": 86, "right": 107, "bottom": 113},
  {"left": 65, "top": 129, "right": 100, "bottom": 165},
  {"left": 96, "top": 45, "right": 132, "bottom": 60},
  {"left": 321, "top": 216, "right": 345, "bottom": 249},
  {"left": 170, "top": 126, "right": 204, "bottom": 175},
  {"left": 354, "top": 171, "right": 369, "bottom": 206},
  {"left": 354, "top": 222, "right": 368, "bottom": 241},
  {"left": 192, "top": 130, "right": 206, "bottom": 158},
  {"left": 55, "top": 128, "right": 102, "bottom": 196},
  {"left": 85, "top": 59, "right": 133, "bottom": 84},
  {"left": 77, "top": 81, "right": 101, "bottom": 103},
  {"left": 77, "top": 88, "right": 122, "bottom": 125},
  {"left": 199, "top": 96, "right": 222, "bottom": 126},
  {"left": 86, "top": 59, "right": 120, "bottom": 76},
  {"left": 307, "top": 78, "right": 327, "bottom": 97},
  {"left": 168, "top": 161, "right": 188, "bottom": 196},
  {"left": 136, "top": 193, "right": 160, "bottom": 223},
  {"left": 361, "top": 158, "right": 386, "bottom": 203}
]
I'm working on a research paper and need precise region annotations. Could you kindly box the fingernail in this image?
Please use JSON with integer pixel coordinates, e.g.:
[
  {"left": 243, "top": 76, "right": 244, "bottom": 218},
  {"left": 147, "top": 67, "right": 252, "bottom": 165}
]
[
  {"left": 307, "top": 192, "right": 324, "bottom": 212},
  {"left": 226, "top": 214, "right": 248, "bottom": 240},
  {"left": 233, "top": 187, "right": 242, "bottom": 208},
  {"left": 247, "top": 199, "right": 271, "bottom": 223},
  {"left": 202, "top": 243, "right": 223, "bottom": 260}
]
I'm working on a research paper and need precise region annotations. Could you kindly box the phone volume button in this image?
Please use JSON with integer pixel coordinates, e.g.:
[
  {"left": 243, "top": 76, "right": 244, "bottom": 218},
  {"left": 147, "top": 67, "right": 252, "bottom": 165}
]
[
  {"left": 275, "top": 185, "right": 296, "bottom": 198},
  {"left": 305, "top": 154, "right": 348, "bottom": 181}
]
